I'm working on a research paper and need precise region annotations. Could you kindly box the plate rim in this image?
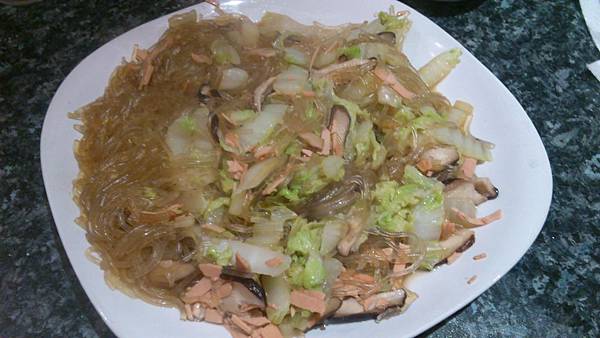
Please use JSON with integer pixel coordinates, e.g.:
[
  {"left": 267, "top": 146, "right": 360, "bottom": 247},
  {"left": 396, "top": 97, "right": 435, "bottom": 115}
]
[{"left": 40, "top": 1, "right": 553, "bottom": 337}]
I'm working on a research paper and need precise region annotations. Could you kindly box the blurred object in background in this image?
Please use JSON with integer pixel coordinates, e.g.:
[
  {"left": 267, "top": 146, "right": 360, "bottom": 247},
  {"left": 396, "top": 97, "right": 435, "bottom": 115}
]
[{"left": 401, "top": 0, "right": 487, "bottom": 17}]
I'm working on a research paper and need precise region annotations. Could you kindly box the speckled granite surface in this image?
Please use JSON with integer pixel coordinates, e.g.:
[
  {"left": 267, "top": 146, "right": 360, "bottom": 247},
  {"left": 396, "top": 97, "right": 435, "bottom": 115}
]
[{"left": 0, "top": 0, "right": 598, "bottom": 337}]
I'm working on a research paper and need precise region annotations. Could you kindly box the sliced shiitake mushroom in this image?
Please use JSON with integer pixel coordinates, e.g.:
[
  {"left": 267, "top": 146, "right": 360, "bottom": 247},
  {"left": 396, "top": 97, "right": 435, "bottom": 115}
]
[
  {"left": 328, "top": 105, "right": 351, "bottom": 156},
  {"left": 322, "top": 289, "right": 408, "bottom": 324},
  {"left": 219, "top": 281, "right": 266, "bottom": 314},
  {"left": 444, "top": 178, "right": 498, "bottom": 205},
  {"left": 207, "top": 110, "right": 220, "bottom": 144},
  {"left": 444, "top": 179, "right": 487, "bottom": 205},
  {"left": 220, "top": 267, "right": 266, "bottom": 303},
  {"left": 433, "top": 228, "right": 475, "bottom": 267},
  {"left": 473, "top": 177, "right": 499, "bottom": 200},
  {"left": 197, "top": 84, "right": 221, "bottom": 103}
]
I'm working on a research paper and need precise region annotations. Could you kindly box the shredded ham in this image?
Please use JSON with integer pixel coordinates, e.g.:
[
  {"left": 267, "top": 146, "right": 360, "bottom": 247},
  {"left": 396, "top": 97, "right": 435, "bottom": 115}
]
[
  {"left": 473, "top": 253, "right": 487, "bottom": 261},
  {"left": 239, "top": 316, "right": 271, "bottom": 327},
  {"left": 467, "top": 275, "right": 477, "bottom": 285},
  {"left": 182, "top": 277, "right": 212, "bottom": 303},
  {"left": 331, "top": 131, "right": 344, "bottom": 156},
  {"left": 332, "top": 270, "right": 381, "bottom": 299},
  {"left": 261, "top": 175, "right": 286, "bottom": 195},
  {"left": 227, "top": 159, "right": 248, "bottom": 180},
  {"left": 131, "top": 44, "right": 149, "bottom": 62},
  {"left": 452, "top": 208, "right": 503, "bottom": 226},
  {"left": 254, "top": 324, "right": 284, "bottom": 338},
  {"left": 191, "top": 53, "right": 212, "bottom": 64},
  {"left": 139, "top": 37, "right": 173, "bottom": 88},
  {"left": 301, "top": 289, "right": 326, "bottom": 300},
  {"left": 253, "top": 145, "right": 275, "bottom": 160},
  {"left": 440, "top": 220, "right": 458, "bottom": 240},
  {"left": 198, "top": 263, "right": 222, "bottom": 279},
  {"left": 235, "top": 253, "right": 251, "bottom": 272},
  {"left": 231, "top": 314, "right": 253, "bottom": 335},
  {"left": 240, "top": 303, "right": 263, "bottom": 313},
  {"left": 319, "top": 128, "right": 332, "bottom": 155},
  {"left": 225, "top": 131, "right": 241, "bottom": 149},
  {"left": 373, "top": 66, "right": 416, "bottom": 99},
  {"left": 332, "top": 284, "right": 362, "bottom": 298},
  {"left": 290, "top": 289, "right": 326, "bottom": 314},
  {"left": 265, "top": 257, "right": 283, "bottom": 267},
  {"left": 194, "top": 290, "right": 214, "bottom": 307},
  {"left": 262, "top": 163, "right": 294, "bottom": 195},
  {"left": 216, "top": 283, "right": 233, "bottom": 298},
  {"left": 205, "top": 308, "right": 224, "bottom": 324},
  {"left": 298, "top": 132, "right": 324, "bottom": 149},
  {"left": 460, "top": 157, "right": 477, "bottom": 179},
  {"left": 416, "top": 158, "right": 432, "bottom": 173}
]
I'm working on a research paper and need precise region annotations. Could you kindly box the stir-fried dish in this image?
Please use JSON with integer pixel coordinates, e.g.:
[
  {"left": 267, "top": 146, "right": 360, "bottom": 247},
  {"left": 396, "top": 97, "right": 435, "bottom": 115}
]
[{"left": 72, "top": 6, "right": 501, "bottom": 338}]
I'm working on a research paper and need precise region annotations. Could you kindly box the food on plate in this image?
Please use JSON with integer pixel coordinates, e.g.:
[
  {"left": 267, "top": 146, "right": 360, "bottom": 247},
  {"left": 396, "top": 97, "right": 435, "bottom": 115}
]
[{"left": 71, "top": 5, "right": 501, "bottom": 337}]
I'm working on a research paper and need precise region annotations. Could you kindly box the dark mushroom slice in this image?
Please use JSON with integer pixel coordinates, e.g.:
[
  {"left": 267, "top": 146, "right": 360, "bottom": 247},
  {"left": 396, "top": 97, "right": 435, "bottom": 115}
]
[
  {"left": 434, "top": 164, "right": 459, "bottom": 184},
  {"left": 377, "top": 31, "right": 396, "bottom": 45},
  {"left": 444, "top": 179, "right": 488, "bottom": 205},
  {"left": 362, "top": 289, "right": 407, "bottom": 313},
  {"left": 253, "top": 76, "right": 276, "bottom": 112},
  {"left": 324, "top": 289, "right": 408, "bottom": 324},
  {"left": 219, "top": 281, "right": 266, "bottom": 314},
  {"left": 431, "top": 228, "right": 475, "bottom": 267},
  {"left": 207, "top": 110, "right": 220, "bottom": 144},
  {"left": 220, "top": 267, "right": 266, "bottom": 303},
  {"left": 328, "top": 105, "right": 351, "bottom": 156},
  {"left": 330, "top": 298, "right": 368, "bottom": 321},
  {"left": 197, "top": 84, "right": 221, "bottom": 104},
  {"left": 473, "top": 177, "right": 499, "bottom": 200},
  {"left": 419, "top": 146, "right": 459, "bottom": 172},
  {"left": 375, "top": 289, "right": 418, "bottom": 321},
  {"left": 323, "top": 297, "right": 343, "bottom": 317},
  {"left": 308, "top": 297, "right": 345, "bottom": 331}
]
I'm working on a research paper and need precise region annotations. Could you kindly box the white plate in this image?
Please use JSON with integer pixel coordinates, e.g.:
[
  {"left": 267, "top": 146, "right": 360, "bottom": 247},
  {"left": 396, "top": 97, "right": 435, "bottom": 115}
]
[{"left": 40, "top": 0, "right": 552, "bottom": 337}]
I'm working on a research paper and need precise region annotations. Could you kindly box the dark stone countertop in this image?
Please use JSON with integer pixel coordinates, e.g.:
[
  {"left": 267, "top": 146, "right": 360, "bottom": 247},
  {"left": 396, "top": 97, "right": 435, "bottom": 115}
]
[{"left": 0, "top": 0, "right": 598, "bottom": 337}]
